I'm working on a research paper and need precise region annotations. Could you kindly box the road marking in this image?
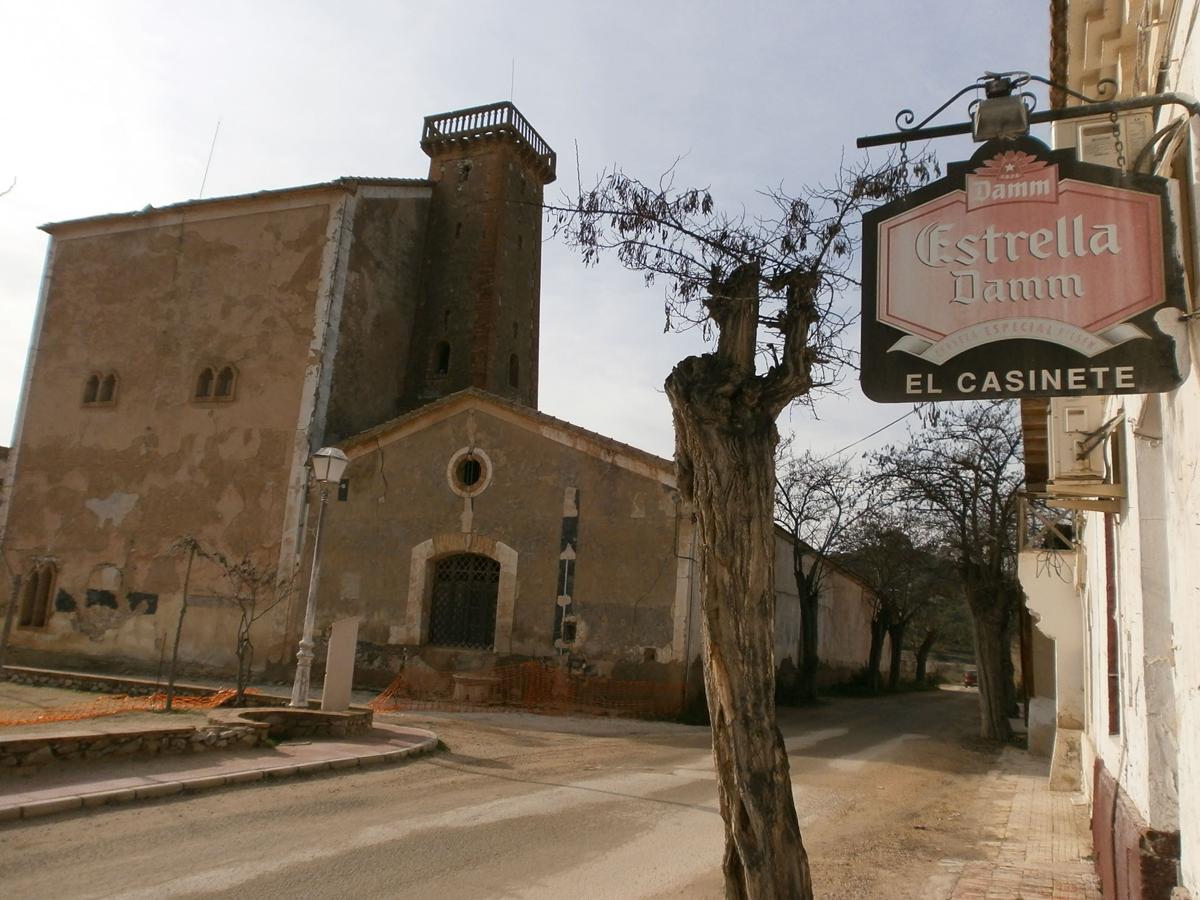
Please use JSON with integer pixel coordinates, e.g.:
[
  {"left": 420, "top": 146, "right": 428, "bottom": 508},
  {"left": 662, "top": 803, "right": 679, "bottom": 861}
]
[{"left": 105, "top": 766, "right": 717, "bottom": 899}]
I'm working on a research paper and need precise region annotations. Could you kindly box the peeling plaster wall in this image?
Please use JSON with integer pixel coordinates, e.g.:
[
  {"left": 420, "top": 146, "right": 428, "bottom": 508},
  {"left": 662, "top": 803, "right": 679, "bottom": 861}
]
[
  {"left": 4, "top": 198, "right": 336, "bottom": 671},
  {"left": 0, "top": 446, "right": 10, "bottom": 536},
  {"left": 322, "top": 190, "right": 431, "bottom": 443},
  {"left": 1159, "top": 16, "right": 1200, "bottom": 891},
  {"left": 1160, "top": 332, "right": 1200, "bottom": 896},
  {"left": 310, "top": 406, "right": 683, "bottom": 678},
  {"left": 1057, "top": 2, "right": 1200, "bottom": 891},
  {"left": 1073, "top": 412, "right": 1182, "bottom": 829}
]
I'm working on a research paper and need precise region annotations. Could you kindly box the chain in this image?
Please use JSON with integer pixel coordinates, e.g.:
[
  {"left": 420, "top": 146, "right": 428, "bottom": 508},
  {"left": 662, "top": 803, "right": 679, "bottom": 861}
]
[{"left": 1109, "top": 110, "right": 1126, "bottom": 171}]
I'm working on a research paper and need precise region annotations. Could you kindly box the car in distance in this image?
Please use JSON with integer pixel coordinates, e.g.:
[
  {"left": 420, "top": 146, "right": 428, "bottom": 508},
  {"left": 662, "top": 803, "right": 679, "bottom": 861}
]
[{"left": 963, "top": 669, "right": 978, "bottom": 687}]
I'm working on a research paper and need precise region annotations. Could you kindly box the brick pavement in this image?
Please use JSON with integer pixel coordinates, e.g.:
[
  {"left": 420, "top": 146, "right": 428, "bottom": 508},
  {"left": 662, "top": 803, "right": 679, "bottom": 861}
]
[{"left": 938, "top": 747, "right": 1102, "bottom": 900}]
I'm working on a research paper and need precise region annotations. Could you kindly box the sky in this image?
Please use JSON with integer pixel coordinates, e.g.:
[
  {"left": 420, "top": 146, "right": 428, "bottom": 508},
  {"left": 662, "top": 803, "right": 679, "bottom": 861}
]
[{"left": 0, "top": 1, "right": 1051, "bottom": 460}]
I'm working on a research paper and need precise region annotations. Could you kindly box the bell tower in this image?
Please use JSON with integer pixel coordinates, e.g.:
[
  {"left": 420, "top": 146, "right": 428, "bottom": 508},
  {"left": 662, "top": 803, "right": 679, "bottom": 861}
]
[{"left": 403, "top": 102, "right": 556, "bottom": 411}]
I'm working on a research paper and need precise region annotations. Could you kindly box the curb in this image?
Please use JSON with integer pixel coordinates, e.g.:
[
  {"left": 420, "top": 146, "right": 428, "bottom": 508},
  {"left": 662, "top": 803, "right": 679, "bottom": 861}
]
[{"left": 0, "top": 728, "right": 438, "bottom": 825}]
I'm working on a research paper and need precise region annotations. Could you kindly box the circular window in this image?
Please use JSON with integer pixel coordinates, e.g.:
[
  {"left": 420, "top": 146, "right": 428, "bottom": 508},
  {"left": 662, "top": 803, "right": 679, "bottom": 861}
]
[
  {"left": 447, "top": 447, "right": 492, "bottom": 497},
  {"left": 458, "top": 457, "right": 482, "bottom": 487}
]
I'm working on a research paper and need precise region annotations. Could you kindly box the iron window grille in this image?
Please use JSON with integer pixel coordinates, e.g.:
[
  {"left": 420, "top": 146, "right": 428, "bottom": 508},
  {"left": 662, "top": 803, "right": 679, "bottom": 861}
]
[{"left": 427, "top": 553, "right": 500, "bottom": 650}]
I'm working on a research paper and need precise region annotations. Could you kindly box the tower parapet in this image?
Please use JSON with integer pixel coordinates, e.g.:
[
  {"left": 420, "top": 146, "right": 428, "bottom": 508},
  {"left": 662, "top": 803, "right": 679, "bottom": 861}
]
[{"left": 421, "top": 102, "right": 556, "bottom": 185}]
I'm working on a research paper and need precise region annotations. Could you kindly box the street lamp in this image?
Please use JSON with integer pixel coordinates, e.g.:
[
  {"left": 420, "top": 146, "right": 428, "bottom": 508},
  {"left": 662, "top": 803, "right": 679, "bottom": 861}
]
[
  {"left": 972, "top": 74, "right": 1031, "bottom": 142},
  {"left": 289, "top": 446, "right": 349, "bottom": 708}
]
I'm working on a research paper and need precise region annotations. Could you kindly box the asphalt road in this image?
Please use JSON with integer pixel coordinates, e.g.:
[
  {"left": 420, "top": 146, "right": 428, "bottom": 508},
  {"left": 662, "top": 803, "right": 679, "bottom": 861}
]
[{"left": 0, "top": 687, "right": 997, "bottom": 899}]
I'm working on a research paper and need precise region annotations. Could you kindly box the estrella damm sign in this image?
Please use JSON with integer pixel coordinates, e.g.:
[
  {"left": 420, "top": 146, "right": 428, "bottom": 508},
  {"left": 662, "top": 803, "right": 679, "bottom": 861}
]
[{"left": 860, "top": 137, "right": 1188, "bottom": 402}]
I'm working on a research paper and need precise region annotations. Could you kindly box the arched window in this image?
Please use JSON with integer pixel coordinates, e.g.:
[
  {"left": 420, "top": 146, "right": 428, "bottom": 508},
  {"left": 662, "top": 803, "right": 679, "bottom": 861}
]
[
  {"left": 428, "top": 554, "right": 500, "bottom": 650},
  {"left": 194, "top": 364, "right": 237, "bottom": 402},
  {"left": 508, "top": 353, "right": 520, "bottom": 388},
  {"left": 83, "top": 371, "right": 117, "bottom": 406},
  {"left": 433, "top": 341, "right": 451, "bottom": 376},
  {"left": 195, "top": 367, "right": 215, "bottom": 399},
  {"left": 215, "top": 366, "right": 236, "bottom": 398},
  {"left": 18, "top": 563, "right": 55, "bottom": 628}
]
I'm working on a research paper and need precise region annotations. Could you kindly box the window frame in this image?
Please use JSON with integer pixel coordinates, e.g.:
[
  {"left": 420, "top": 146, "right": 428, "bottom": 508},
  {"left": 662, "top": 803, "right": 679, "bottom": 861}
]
[
  {"left": 193, "top": 363, "right": 238, "bottom": 403},
  {"left": 18, "top": 563, "right": 56, "bottom": 629},
  {"left": 82, "top": 371, "right": 118, "bottom": 407}
]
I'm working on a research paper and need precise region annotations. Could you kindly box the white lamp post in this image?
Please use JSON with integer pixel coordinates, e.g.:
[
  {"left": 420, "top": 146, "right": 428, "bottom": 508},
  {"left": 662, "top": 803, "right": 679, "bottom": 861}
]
[{"left": 289, "top": 446, "right": 349, "bottom": 708}]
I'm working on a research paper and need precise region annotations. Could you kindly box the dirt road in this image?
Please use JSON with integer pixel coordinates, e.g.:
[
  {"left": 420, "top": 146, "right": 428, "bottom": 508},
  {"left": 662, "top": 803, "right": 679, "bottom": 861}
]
[{"left": 0, "top": 687, "right": 1001, "bottom": 899}]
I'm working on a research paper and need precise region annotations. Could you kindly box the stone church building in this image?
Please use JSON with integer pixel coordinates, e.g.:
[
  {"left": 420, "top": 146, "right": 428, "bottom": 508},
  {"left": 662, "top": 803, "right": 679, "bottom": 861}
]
[{"left": 0, "top": 103, "right": 877, "bottom": 712}]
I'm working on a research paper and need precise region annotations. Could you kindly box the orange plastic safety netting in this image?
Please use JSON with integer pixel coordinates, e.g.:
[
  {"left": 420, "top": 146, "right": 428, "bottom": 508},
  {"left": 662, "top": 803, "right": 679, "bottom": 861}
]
[
  {"left": 369, "top": 660, "right": 684, "bottom": 720},
  {"left": 0, "top": 688, "right": 246, "bottom": 727}
]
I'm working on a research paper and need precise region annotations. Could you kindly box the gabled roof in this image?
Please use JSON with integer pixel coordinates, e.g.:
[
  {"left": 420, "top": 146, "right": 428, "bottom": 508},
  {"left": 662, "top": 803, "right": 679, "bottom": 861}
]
[
  {"left": 339, "top": 389, "right": 677, "bottom": 488},
  {"left": 41, "top": 176, "right": 433, "bottom": 234}
]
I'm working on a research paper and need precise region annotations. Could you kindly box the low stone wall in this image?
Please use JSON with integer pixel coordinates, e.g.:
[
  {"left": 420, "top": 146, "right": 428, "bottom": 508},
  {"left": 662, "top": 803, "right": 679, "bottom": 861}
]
[
  {"left": 0, "top": 723, "right": 265, "bottom": 773},
  {"left": 1, "top": 665, "right": 290, "bottom": 707},
  {"left": 2, "top": 666, "right": 213, "bottom": 698},
  {"left": 211, "top": 707, "right": 373, "bottom": 741}
]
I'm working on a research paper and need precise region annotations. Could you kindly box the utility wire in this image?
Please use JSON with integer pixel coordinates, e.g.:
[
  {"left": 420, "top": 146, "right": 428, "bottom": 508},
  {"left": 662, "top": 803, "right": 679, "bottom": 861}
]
[
  {"left": 815, "top": 403, "right": 928, "bottom": 462},
  {"left": 198, "top": 118, "right": 221, "bottom": 199}
]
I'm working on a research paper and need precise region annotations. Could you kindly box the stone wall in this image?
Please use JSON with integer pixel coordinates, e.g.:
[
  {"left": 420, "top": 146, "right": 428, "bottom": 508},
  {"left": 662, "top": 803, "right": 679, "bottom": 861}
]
[
  {"left": 212, "top": 707, "right": 372, "bottom": 741},
  {"left": 0, "top": 723, "right": 263, "bottom": 773},
  {"left": 2, "top": 666, "right": 215, "bottom": 697}
]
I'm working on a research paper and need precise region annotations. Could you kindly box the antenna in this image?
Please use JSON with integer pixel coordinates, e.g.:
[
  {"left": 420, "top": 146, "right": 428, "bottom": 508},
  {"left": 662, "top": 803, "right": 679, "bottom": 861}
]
[
  {"left": 198, "top": 118, "right": 222, "bottom": 199},
  {"left": 510, "top": 58, "right": 516, "bottom": 101}
]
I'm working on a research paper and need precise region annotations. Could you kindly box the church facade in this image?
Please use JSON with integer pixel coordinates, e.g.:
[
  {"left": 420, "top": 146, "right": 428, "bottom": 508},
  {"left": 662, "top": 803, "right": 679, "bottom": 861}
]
[{"left": 0, "top": 103, "right": 877, "bottom": 712}]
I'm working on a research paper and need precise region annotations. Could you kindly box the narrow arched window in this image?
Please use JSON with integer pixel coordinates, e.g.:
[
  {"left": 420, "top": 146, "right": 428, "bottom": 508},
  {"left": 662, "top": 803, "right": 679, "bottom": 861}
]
[
  {"left": 434, "top": 341, "right": 451, "bottom": 376},
  {"left": 508, "top": 353, "right": 519, "bottom": 388},
  {"left": 195, "top": 368, "right": 214, "bottom": 399},
  {"left": 84, "top": 372, "right": 117, "bottom": 406},
  {"left": 215, "top": 366, "right": 236, "bottom": 398},
  {"left": 18, "top": 564, "right": 55, "bottom": 628}
]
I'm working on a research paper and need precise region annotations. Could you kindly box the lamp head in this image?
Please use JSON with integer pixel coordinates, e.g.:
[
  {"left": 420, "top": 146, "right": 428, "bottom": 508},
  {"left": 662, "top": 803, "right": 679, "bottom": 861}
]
[
  {"left": 310, "top": 446, "right": 349, "bottom": 485},
  {"left": 972, "top": 76, "right": 1030, "bottom": 141}
]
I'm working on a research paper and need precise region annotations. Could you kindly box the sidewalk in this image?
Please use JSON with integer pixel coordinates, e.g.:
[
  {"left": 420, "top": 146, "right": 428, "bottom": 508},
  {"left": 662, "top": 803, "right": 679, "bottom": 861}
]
[
  {"left": 0, "top": 720, "right": 438, "bottom": 824},
  {"left": 937, "top": 747, "right": 1102, "bottom": 900}
]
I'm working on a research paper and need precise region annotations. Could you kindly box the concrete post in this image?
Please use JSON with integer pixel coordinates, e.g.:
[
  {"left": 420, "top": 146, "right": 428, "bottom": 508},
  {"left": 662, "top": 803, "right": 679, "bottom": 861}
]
[{"left": 321, "top": 616, "right": 360, "bottom": 712}]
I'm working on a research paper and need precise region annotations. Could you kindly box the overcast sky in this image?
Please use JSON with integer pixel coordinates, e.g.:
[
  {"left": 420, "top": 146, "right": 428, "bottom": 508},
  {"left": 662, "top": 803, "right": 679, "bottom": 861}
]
[{"left": 0, "top": 1, "right": 1050, "bottom": 460}]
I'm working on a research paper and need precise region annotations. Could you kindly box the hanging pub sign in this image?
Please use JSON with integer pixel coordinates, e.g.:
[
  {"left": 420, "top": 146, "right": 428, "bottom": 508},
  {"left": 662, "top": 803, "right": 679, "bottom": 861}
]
[{"left": 860, "top": 136, "right": 1188, "bottom": 402}]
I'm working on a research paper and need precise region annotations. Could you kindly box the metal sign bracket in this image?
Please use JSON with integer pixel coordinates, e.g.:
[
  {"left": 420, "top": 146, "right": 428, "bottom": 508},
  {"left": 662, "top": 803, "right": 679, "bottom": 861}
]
[{"left": 856, "top": 71, "right": 1200, "bottom": 150}]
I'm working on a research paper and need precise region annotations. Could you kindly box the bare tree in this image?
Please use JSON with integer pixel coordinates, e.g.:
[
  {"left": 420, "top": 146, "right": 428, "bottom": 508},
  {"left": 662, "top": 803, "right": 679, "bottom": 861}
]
[
  {"left": 907, "top": 576, "right": 962, "bottom": 684},
  {"left": 840, "top": 516, "right": 937, "bottom": 691},
  {"left": 551, "top": 151, "right": 934, "bottom": 898},
  {"left": 774, "top": 444, "right": 873, "bottom": 702},
  {"left": 874, "top": 401, "right": 1023, "bottom": 740},
  {"left": 163, "top": 536, "right": 201, "bottom": 711},
  {"left": 207, "top": 551, "right": 292, "bottom": 705},
  {"left": 157, "top": 536, "right": 294, "bottom": 707}
]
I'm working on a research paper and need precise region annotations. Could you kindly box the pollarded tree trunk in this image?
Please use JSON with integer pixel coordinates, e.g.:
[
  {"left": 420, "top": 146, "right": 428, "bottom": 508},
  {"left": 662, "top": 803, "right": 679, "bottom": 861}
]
[
  {"left": 665, "top": 263, "right": 812, "bottom": 900},
  {"left": 886, "top": 620, "right": 906, "bottom": 691},
  {"left": 967, "top": 585, "right": 1014, "bottom": 741},
  {"left": 796, "top": 579, "right": 820, "bottom": 703},
  {"left": 866, "top": 607, "right": 890, "bottom": 694},
  {"left": 914, "top": 628, "right": 937, "bottom": 684}
]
